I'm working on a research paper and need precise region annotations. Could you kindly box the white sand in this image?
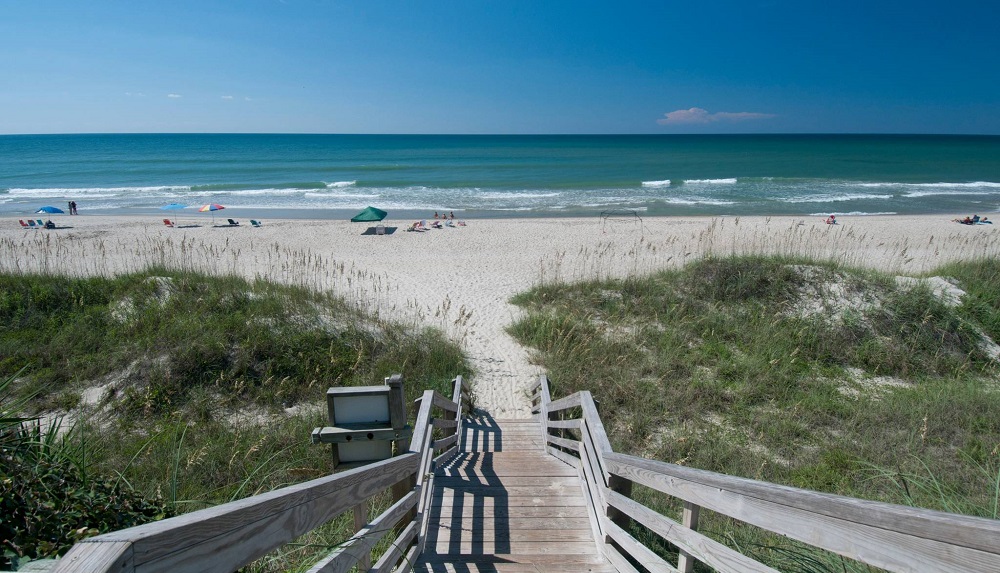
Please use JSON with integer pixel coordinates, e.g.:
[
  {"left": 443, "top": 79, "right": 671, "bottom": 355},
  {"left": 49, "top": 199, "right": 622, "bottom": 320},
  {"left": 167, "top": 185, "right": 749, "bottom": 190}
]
[{"left": 3, "top": 214, "right": 999, "bottom": 417}]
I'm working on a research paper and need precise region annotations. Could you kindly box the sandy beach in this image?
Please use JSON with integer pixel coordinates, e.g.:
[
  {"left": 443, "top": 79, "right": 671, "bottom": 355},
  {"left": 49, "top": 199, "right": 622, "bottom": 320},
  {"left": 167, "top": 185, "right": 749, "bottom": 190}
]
[{"left": 3, "top": 214, "right": 998, "bottom": 417}]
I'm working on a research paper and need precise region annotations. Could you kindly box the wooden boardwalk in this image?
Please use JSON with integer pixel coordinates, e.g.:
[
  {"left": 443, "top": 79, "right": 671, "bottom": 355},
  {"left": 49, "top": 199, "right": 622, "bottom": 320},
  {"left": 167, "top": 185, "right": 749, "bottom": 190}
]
[{"left": 414, "top": 418, "right": 616, "bottom": 572}]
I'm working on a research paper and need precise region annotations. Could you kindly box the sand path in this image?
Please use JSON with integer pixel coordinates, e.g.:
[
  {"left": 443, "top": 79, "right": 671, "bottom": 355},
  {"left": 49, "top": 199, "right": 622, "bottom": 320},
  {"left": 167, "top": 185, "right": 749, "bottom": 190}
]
[{"left": 3, "top": 215, "right": 999, "bottom": 418}]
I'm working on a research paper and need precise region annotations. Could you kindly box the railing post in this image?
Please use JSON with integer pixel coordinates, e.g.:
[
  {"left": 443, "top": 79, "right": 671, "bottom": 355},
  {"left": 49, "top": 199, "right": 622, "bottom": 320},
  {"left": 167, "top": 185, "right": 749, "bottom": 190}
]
[
  {"left": 353, "top": 504, "right": 371, "bottom": 571},
  {"left": 677, "top": 502, "right": 701, "bottom": 573},
  {"left": 386, "top": 375, "right": 416, "bottom": 523},
  {"left": 539, "top": 375, "right": 551, "bottom": 454}
]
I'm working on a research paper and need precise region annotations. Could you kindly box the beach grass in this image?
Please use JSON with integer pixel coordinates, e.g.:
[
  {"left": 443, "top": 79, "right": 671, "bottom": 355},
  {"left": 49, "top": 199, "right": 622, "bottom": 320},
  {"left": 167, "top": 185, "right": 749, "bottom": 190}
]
[
  {"left": 510, "top": 254, "right": 1000, "bottom": 570},
  {"left": 0, "top": 269, "right": 468, "bottom": 570}
]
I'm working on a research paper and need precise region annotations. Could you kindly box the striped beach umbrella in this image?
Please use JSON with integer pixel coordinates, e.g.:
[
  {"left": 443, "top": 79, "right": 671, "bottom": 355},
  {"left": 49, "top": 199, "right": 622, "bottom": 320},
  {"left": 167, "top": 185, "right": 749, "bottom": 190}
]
[{"left": 198, "top": 203, "right": 225, "bottom": 224}]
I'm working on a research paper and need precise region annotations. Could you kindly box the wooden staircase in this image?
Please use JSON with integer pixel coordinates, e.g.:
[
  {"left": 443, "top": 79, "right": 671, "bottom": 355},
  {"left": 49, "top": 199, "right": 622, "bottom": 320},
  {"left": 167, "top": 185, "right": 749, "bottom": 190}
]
[{"left": 414, "top": 418, "right": 616, "bottom": 572}]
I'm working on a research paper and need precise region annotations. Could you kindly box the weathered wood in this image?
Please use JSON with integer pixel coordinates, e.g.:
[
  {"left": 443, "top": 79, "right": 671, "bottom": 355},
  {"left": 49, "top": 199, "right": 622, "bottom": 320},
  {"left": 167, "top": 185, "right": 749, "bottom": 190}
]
[
  {"left": 429, "top": 390, "right": 458, "bottom": 413},
  {"left": 435, "top": 475, "right": 581, "bottom": 487},
  {"left": 372, "top": 520, "right": 418, "bottom": 573},
  {"left": 547, "top": 445, "right": 582, "bottom": 469},
  {"left": 547, "top": 418, "right": 582, "bottom": 430},
  {"left": 51, "top": 542, "right": 132, "bottom": 573},
  {"left": 546, "top": 392, "right": 582, "bottom": 413},
  {"left": 354, "top": 503, "right": 371, "bottom": 571},
  {"left": 394, "top": 543, "right": 420, "bottom": 573},
  {"left": 580, "top": 392, "right": 611, "bottom": 482},
  {"left": 603, "top": 519, "right": 679, "bottom": 573},
  {"left": 430, "top": 528, "right": 596, "bottom": 544},
  {"left": 605, "top": 490, "right": 778, "bottom": 573},
  {"left": 434, "top": 433, "right": 459, "bottom": 451},
  {"left": 430, "top": 541, "right": 600, "bottom": 555},
  {"left": 577, "top": 432, "right": 607, "bottom": 544},
  {"left": 601, "top": 543, "right": 642, "bottom": 573},
  {"left": 546, "top": 434, "right": 581, "bottom": 452},
  {"left": 606, "top": 452, "right": 1000, "bottom": 572},
  {"left": 433, "top": 494, "right": 587, "bottom": 507},
  {"left": 307, "top": 490, "right": 419, "bottom": 573},
  {"left": 432, "top": 418, "right": 458, "bottom": 429},
  {"left": 677, "top": 501, "right": 701, "bottom": 573},
  {"left": 408, "top": 390, "right": 436, "bottom": 456},
  {"left": 424, "top": 517, "right": 593, "bottom": 530},
  {"left": 539, "top": 375, "right": 552, "bottom": 454},
  {"left": 58, "top": 454, "right": 419, "bottom": 573},
  {"left": 430, "top": 504, "right": 590, "bottom": 519}
]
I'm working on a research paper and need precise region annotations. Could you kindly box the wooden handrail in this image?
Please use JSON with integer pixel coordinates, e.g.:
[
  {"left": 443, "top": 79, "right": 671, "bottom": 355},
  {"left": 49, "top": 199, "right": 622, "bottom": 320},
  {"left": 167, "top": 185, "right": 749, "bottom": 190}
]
[
  {"left": 535, "top": 375, "right": 1000, "bottom": 573},
  {"left": 53, "top": 375, "right": 468, "bottom": 573}
]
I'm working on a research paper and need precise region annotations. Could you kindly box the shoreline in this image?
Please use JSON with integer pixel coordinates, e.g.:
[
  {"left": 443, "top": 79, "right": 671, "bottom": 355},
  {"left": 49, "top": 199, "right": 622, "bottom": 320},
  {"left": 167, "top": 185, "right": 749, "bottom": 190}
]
[{"left": 3, "top": 214, "right": 999, "bottom": 417}]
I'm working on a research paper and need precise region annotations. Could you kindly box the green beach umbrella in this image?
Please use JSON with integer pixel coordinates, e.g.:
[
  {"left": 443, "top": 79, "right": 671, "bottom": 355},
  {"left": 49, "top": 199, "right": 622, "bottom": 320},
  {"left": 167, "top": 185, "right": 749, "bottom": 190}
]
[{"left": 350, "top": 206, "right": 388, "bottom": 222}]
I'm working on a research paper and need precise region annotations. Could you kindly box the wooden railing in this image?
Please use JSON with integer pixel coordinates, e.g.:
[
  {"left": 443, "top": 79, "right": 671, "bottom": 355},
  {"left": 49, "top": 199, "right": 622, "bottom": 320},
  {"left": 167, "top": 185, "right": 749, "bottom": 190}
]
[
  {"left": 52, "top": 375, "right": 472, "bottom": 573},
  {"left": 530, "top": 375, "right": 1000, "bottom": 573}
]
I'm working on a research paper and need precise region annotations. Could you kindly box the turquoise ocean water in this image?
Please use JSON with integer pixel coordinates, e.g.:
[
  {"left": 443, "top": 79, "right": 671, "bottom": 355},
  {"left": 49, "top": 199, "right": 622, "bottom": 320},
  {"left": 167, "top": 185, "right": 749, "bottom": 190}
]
[{"left": 2, "top": 134, "right": 999, "bottom": 218}]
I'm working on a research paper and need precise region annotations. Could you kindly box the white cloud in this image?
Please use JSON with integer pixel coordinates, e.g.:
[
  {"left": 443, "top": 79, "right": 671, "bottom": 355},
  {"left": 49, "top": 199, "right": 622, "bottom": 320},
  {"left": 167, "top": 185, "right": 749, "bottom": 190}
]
[
  {"left": 221, "top": 95, "right": 234, "bottom": 100},
  {"left": 658, "top": 107, "right": 775, "bottom": 125},
  {"left": 125, "top": 92, "right": 145, "bottom": 97},
  {"left": 167, "top": 93, "right": 182, "bottom": 99}
]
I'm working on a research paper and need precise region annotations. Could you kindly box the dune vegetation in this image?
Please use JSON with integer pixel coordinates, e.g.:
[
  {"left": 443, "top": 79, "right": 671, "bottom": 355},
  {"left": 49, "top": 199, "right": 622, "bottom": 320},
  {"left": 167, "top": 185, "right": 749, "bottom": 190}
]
[{"left": 0, "top": 269, "right": 467, "bottom": 571}]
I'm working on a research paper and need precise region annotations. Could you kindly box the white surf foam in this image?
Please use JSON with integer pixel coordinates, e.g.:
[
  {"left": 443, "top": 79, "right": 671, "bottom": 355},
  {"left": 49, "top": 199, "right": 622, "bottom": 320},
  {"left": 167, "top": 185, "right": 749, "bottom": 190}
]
[{"left": 641, "top": 180, "right": 671, "bottom": 188}]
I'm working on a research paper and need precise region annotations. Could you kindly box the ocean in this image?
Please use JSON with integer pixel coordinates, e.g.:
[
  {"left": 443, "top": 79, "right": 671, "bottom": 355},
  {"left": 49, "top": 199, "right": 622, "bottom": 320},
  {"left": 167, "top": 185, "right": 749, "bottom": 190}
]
[{"left": 2, "top": 134, "right": 999, "bottom": 219}]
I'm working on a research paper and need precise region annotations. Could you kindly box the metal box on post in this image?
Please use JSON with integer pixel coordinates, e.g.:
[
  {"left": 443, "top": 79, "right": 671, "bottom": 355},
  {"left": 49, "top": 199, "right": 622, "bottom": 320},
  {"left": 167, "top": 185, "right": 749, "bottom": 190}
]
[{"left": 311, "top": 374, "right": 410, "bottom": 471}]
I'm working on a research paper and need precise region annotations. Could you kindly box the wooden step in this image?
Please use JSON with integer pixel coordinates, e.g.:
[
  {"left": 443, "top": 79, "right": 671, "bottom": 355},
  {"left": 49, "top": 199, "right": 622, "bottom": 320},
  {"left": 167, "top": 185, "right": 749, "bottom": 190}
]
[{"left": 414, "top": 554, "right": 617, "bottom": 572}]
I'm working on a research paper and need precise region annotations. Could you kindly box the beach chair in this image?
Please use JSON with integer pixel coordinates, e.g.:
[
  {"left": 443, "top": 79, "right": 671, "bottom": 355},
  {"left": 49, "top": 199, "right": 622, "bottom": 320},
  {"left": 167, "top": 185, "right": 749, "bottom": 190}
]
[
  {"left": 27, "top": 220, "right": 39, "bottom": 228},
  {"left": 36, "top": 220, "right": 45, "bottom": 227},
  {"left": 163, "top": 219, "right": 175, "bottom": 227},
  {"left": 375, "top": 224, "right": 386, "bottom": 235},
  {"left": 227, "top": 218, "right": 240, "bottom": 226},
  {"left": 18, "top": 220, "right": 32, "bottom": 229},
  {"left": 250, "top": 219, "right": 262, "bottom": 227}
]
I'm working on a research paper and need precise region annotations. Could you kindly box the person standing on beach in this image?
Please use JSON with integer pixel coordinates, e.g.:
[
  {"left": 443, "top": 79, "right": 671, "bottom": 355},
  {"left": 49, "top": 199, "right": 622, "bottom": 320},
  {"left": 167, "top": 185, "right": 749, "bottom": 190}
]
[{"left": 68, "top": 201, "right": 73, "bottom": 214}]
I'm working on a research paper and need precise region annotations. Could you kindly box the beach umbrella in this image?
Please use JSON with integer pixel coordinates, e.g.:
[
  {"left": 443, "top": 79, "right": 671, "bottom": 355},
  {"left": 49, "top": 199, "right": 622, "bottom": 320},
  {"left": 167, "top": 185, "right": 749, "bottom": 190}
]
[
  {"left": 199, "top": 203, "right": 225, "bottom": 224},
  {"left": 36, "top": 206, "right": 64, "bottom": 214},
  {"left": 350, "top": 206, "right": 387, "bottom": 223},
  {"left": 161, "top": 203, "right": 188, "bottom": 210}
]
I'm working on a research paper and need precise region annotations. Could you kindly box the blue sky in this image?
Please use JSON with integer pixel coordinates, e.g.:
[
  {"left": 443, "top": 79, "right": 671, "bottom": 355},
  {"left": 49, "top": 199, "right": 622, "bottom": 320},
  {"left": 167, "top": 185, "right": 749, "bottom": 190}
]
[{"left": 2, "top": 0, "right": 998, "bottom": 134}]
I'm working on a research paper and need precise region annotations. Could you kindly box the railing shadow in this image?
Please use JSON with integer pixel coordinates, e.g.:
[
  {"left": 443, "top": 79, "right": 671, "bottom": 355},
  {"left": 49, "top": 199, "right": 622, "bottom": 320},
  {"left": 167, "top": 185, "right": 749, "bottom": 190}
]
[{"left": 429, "top": 412, "right": 511, "bottom": 558}]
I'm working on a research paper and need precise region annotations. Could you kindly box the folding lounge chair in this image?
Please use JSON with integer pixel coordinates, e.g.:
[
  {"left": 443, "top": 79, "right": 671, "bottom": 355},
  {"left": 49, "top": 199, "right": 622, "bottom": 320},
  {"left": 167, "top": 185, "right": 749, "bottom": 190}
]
[
  {"left": 19, "top": 220, "right": 33, "bottom": 229},
  {"left": 163, "top": 219, "right": 175, "bottom": 227},
  {"left": 250, "top": 219, "right": 262, "bottom": 227},
  {"left": 227, "top": 218, "right": 240, "bottom": 226},
  {"left": 36, "top": 220, "right": 45, "bottom": 227},
  {"left": 27, "top": 220, "right": 38, "bottom": 228}
]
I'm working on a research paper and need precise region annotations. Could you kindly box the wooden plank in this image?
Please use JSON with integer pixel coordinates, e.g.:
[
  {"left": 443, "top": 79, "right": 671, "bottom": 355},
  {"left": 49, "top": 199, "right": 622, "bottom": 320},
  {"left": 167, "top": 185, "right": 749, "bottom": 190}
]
[
  {"left": 307, "top": 490, "right": 419, "bottom": 573},
  {"left": 547, "top": 434, "right": 581, "bottom": 452},
  {"left": 392, "top": 543, "right": 420, "bottom": 573},
  {"left": 371, "top": 519, "right": 418, "bottom": 573},
  {"left": 434, "top": 484, "right": 582, "bottom": 496},
  {"left": 435, "top": 476, "right": 581, "bottom": 487},
  {"left": 547, "top": 445, "right": 581, "bottom": 470},
  {"left": 62, "top": 454, "right": 419, "bottom": 573},
  {"left": 429, "top": 391, "right": 458, "bottom": 413},
  {"left": 408, "top": 390, "right": 436, "bottom": 456},
  {"left": 415, "top": 555, "right": 616, "bottom": 572},
  {"left": 434, "top": 433, "right": 459, "bottom": 451},
  {"left": 547, "top": 392, "right": 582, "bottom": 413},
  {"left": 50, "top": 541, "right": 132, "bottom": 573},
  {"left": 547, "top": 418, "right": 582, "bottom": 430},
  {"left": 430, "top": 540, "right": 600, "bottom": 555},
  {"left": 423, "top": 517, "right": 593, "bottom": 530},
  {"left": 433, "top": 495, "right": 587, "bottom": 507},
  {"left": 580, "top": 393, "right": 611, "bottom": 482},
  {"left": 577, "top": 433, "right": 606, "bottom": 544},
  {"left": 539, "top": 376, "right": 552, "bottom": 455},
  {"left": 427, "top": 528, "right": 596, "bottom": 544},
  {"left": 606, "top": 451, "right": 1000, "bottom": 556},
  {"left": 677, "top": 501, "right": 700, "bottom": 573},
  {"left": 603, "top": 519, "right": 679, "bottom": 573},
  {"left": 602, "top": 543, "right": 642, "bottom": 573},
  {"left": 433, "top": 418, "right": 458, "bottom": 429},
  {"left": 430, "top": 505, "right": 590, "bottom": 519},
  {"left": 606, "top": 453, "right": 1000, "bottom": 572},
  {"left": 605, "top": 490, "right": 778, "bottom": 573}
]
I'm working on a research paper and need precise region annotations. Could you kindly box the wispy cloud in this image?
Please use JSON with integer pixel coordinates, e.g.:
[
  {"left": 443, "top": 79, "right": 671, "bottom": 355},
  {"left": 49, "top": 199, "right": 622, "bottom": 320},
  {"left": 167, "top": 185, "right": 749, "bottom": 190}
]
[
  {"left": 221, "top": 95, "right": 234, "bottom": 100},
  {"left": 658, "top": 107, "right": 775, "bottom": 125},
  {"left": 125, "top": 92, "right": 145, "bottom": 97},
  {"left": 167, "top": 93, "right": 182, "bottom": 99}
]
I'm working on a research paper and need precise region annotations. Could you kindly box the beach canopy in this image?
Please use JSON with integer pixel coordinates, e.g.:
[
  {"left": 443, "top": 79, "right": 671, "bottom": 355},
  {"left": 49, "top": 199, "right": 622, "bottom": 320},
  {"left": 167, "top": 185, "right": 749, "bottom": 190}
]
[
  {"left": 350, "top": 206, "right": 388, "bottom": 222},
  {"left": 36, "top": 206, "right": 64, "bottom": 214}
]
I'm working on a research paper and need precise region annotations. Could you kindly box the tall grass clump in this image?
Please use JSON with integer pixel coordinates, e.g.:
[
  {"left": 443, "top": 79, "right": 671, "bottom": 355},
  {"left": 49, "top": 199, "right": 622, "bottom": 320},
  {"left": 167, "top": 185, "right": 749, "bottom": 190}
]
[
  {"left": 0, "top": 269, "right": 469, "bottom": 570},
  {"left": 510, "top": 255, "right": 999, "bottom": 508}
]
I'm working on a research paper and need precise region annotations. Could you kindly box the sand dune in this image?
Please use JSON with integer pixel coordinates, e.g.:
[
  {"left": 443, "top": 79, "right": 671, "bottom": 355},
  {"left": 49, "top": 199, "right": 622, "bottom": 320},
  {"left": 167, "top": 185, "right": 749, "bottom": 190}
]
[{"left": 4, "top": 215, "right": 998, "bottom": 417}]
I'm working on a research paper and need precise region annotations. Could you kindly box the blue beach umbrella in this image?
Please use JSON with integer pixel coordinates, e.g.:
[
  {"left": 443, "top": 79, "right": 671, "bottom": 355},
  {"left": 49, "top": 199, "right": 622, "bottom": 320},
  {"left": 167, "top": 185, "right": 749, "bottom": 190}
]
[
  {"left": 36, "top": 206, "right": 64, "bottom": 214},
  {"left": 161, "top": 203, "right": 188, "bottom": 210}
]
